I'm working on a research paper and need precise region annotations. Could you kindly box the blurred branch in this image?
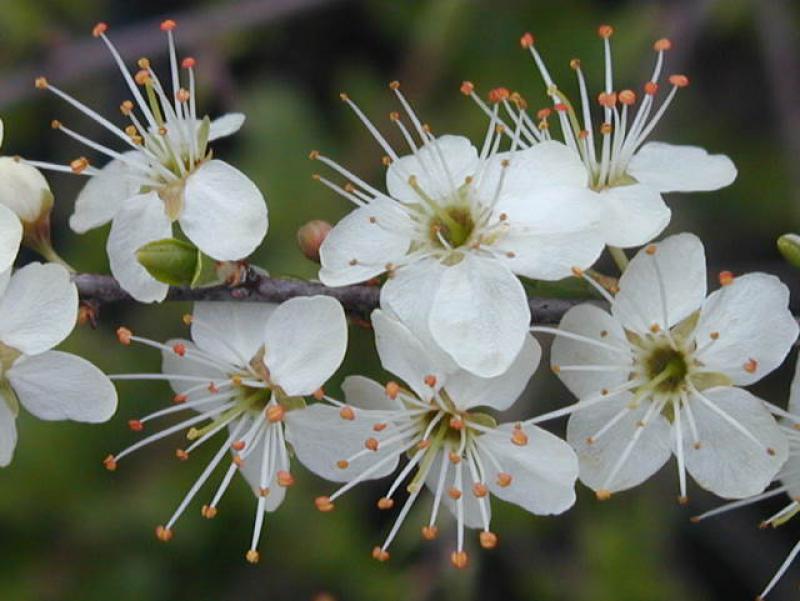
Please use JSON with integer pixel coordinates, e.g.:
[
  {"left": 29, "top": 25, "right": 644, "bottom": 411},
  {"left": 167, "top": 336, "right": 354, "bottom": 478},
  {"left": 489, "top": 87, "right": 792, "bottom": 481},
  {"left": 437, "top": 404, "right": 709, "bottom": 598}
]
[
  {"left": 73, "top": 270, "right": 585, "bottom": 323},
  {"left": 0, "top": 0, "right": 340, "bottom": 108}
]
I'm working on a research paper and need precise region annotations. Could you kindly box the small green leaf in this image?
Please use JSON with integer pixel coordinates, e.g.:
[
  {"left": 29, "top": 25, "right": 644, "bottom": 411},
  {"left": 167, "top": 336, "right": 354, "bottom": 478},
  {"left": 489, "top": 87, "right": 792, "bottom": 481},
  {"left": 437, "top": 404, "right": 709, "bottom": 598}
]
[
  {"left": 778, "top": 234, "right": 800, "bottom": 269},
  {"left": 136, "top": 238, "right": 199, "bottom": 286},
  {"left": 191, "top": 250, "right": 219, "bottom": 288}
]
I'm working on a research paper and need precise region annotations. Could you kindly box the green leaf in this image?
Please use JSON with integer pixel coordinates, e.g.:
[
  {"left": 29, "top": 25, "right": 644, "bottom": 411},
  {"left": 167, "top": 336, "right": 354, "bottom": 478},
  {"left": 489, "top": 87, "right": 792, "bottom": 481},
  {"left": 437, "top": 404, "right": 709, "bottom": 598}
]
[
  {"left": 136, "top": 238, "right": 200, "bottom": 286},
  {"left": 778, "top": 233, "right": 800, "bottom": 269}
]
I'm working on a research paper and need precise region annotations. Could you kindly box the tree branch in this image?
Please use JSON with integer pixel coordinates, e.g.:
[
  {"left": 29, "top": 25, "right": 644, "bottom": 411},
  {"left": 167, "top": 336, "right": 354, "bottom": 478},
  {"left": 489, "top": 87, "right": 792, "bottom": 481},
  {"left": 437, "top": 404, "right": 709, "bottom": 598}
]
[{"left": 73, "top": 271, "right": 586, "bottom": 324}]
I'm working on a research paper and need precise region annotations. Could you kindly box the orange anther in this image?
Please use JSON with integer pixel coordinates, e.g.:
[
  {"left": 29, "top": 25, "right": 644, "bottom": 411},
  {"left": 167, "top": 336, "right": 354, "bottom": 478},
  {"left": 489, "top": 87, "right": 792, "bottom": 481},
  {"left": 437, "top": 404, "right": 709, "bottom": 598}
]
[
  {"left": 155, "top": 525, "right": 173, "bottom": 542},
  {"left": 479, "top": 531, "right": 498, "bottom": 549},
  {"left": 232, "top": 455, "right": 244, "bottom": 468},
  {"left": 232, "top": 440, "right": 246, "bottom": 452},
  {"left": 70, "top": 157, "right": 90, "bottom": 174},
  {"left": 718, "top": 270, "right": 734, "bottom": 286},
  {"left": 336, "top": 459, "right": 349, "bottom": 469},
  {"left": 449, "top": 452, "right": 462, "bottom": 464},
  {"left": 645, "top": 244, "right": 657, "bottom": 255},
  {"left": 175, "top": 449, "right": 189, "bottom": 461},
  {"left": 597, "top": 24, "right": 614, "bottom": 39},
  {"left": 496, "top": 473, "right": 512, "bottom": 487},
  {"left": 339, "top": 406, "right": 355, "bottom": 421},
  {"left": 385, "top": 381, "right": 400, "bottom": 399},
  {"left": 245, "top": 550, "right": 260, "bottom": 564},
  {"left": 554, "top": 103, "right": 568, "bottom": 112},
  {"left": 619, "top": 89, "right": 636, "bottom": 105},
  {"left": 600, "top": 122, "right": 613, "bottom": 135},
  {"left": 448, "top": 487, "right": 462, "bottom": 500},
  {"left": 511, "top": 429, "right": 528, "bottom": 446},
  {"left": 134, "top": 70, "right": 150, "bottom": 86},
  {"left": 569, "top": 58, "right": 582, "bottom": 70},
  {"left": 597, "top": 92, "right": 617, "bottom": 108},
  {"left": 173, "top": 393, "right": 188, "bottom": 404},
  {"left": 34, "top": 76, "right": 48, "bottom": 90},
  {"left": 373, "top": 423, "right": 387, "bottom": 432},
  {"left": 654, "top": 38, "right": 672, "bottom": 52},
  {"left": 277, "top": 470, "right": 294, "bottom": 487},
  {"left": 488, "top": 87, "right": 510, "bottom": 103},
  {"left": 644, "top": 82, "right": 659, "bottom": 96},
  {"left": 259, "top": 487, "right": 270, "bottom": 497},
  {"left": 669, "top": 74, "right": 690, "bottom": 88},
  {"left": 103, "top": 454, "right": 117, "bottom": 471},
  {"left": 365, "top": 437, "right": 379, "bottom": 451},
  {"left": 417, "top": 439, "right": 431, "bottom": 450},
  {"left": 128, "top": 419, "right": 143, "bottom": 432},
  {"left": 424, "top": 374, "right": 437, "bottom": 388},
  {"left": 160, "top": 19, "right": 177, "bottom": 31},
  {"left": 421, "top": 525, "right": 438, "bottom": 540},
  {"left": 315, "top": 496, "right": 335, "bottom": 512},
  {"left": 266, "top": 404, "right": 285, "bottom": 423},
  {"left": 207, "top": 383, "right": 219, "bottom": 393},
  {"left": 176, "top": 88, "right": 190, "bottom": 103},
  {"left": 388, "top": 80, "right": 400, "bottom": 90},
  {"left": 372, "top": 547, "right": 390, "bottom": 562},
  {"left": 460, "top": 81, "right": 475, "bottom": 95},
  {"left": 120, "top": 100, "right": 134, "bottom": 115},
  {"left": 449, "top": 417, "right": 464, "bottom": 430},
  {"left": 520, "top": 32, "right": 535, "bottom": 48},
  {"left": 377, "top": 497, "right": 395, "bottom": 510},
  {"left": 596, "top": 489, "right": 612, "bottom": 501},
  {"left": 137, "top": 58, "right": 151, "bottom": 70},
  {"left": 472, "top": 483, "right": 488, "bottom": 498},
  {"left": 744, "top": 358, "right": 758, "bottom": 374},
  {"left": 313, "top": 388, "right": 325, "bottom": 401},
  {"left": 451, "top": 551, "right": 469, "bottom": 569},
  {"left": 116, "top": 327, "right": 132, "bottom": 345},
  {"left": 172, "top": 343, "right": 186, "bottom": 357},
  {"left": 201, "top": 505, "right": 217, "bottom": 519},
  {"left": 181, "top": 57, "right": 196, "bottom": 69},
  {"left": 92, "top": 22, "right": 108, "bottom": 37},
  {"left": 536, "top": 107, "right": 551, "bottom": 120}
]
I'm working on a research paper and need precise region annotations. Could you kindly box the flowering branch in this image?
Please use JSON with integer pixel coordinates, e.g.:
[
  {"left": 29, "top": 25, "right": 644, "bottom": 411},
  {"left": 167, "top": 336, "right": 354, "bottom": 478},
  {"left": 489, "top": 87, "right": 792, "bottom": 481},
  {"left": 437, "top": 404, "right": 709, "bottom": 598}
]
[{"left": 73, "top": 271, "right": 585, "bottom": 323}]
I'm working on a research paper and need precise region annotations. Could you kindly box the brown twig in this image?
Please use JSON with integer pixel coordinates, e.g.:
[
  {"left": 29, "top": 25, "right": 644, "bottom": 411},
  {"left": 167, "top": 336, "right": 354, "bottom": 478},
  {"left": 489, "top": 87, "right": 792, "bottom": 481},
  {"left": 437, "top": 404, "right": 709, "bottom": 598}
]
[{"left": 73, "top": 270, "right": 587, "bottom": 324}]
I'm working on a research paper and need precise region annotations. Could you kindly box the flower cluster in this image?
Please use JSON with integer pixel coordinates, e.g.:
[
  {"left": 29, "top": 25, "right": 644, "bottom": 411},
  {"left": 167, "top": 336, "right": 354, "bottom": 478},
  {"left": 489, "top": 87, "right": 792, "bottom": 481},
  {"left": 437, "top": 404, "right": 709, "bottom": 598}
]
[{"left": 2, "top": 16, "right": 799, "bottom": 599}]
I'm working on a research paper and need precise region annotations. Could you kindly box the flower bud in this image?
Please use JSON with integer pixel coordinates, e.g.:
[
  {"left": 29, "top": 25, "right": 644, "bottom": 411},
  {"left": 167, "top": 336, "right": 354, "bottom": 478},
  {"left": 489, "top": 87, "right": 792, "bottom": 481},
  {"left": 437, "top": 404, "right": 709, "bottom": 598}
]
[
  {"left": 297, "top": 219, "right": 332, "bottom": 263},
  {"left": 0, "top": 157, "right": 53, "bottom": 225},
  {"left": 778, "top": 233, "right": 800, "bottom": 270}
]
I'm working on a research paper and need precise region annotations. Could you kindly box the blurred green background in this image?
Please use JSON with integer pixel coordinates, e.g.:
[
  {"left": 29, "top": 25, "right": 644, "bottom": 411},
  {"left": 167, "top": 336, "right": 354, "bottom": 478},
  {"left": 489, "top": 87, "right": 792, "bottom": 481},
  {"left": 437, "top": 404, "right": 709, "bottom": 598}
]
[{"left": 2, "top": 0, "right": 800, "bottom": 599}]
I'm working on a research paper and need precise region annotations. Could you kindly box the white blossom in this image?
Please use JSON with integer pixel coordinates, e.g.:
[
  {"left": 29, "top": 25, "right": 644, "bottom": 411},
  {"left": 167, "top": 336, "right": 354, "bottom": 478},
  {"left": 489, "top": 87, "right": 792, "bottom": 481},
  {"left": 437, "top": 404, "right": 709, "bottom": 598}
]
[
  {"left": 463, "top": 26, "right": 737, "bottom": 248},
  {"left": 30, "top": 20, "right": 267, "bottom": 303},
  {"left": 0, "top": 203, "right": 21, "bottom": 275},
  {"left": 0, "top": 119, "right": 54, "bottom": 226},
  {"left": 314, "top": 83, "right": 604, "bottom": 377},
  {"left": 292, "top": 309, "right": 577, "bottom": 567},
  {"left": 531, "top": 233, "right": 795, "bottom": 501},
  {"left": 0, "top": 262, "right": 117, "bottom": 466},
  {"left": 105, "top": 297, "right": 347, "bottom": 562}
]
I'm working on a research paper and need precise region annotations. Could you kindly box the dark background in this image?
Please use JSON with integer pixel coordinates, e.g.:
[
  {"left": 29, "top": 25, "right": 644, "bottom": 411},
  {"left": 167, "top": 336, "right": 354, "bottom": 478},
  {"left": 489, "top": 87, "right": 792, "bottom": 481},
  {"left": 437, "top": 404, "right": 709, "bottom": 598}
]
[{"left": 1, "top": 0, "right": 799, "bottom": 599}]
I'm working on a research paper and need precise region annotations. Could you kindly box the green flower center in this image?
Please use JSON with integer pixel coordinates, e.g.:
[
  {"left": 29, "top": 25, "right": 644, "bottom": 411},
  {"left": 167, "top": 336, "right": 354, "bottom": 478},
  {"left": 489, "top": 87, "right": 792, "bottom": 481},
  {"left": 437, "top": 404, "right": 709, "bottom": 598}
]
[
  {"left": 644, "top": 345, "right": 689, "bottom": 394},
  {"left": 429, "top": 205, "right": 475, "bottom": 249}
]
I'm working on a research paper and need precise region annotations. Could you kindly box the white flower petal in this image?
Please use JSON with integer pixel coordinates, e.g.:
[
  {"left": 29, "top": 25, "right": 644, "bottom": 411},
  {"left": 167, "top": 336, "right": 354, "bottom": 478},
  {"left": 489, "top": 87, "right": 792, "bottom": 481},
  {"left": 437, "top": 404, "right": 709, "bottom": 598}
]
[
  {"left": 444, "top": 334, "right": 540, "bottom": 412},
  {"left": 318, "top": 196, "right": 413, "bottom": 286},
  {"left": 0, "top": 157, "right": 51, "bottom": 224},
  {"left": 628, "top": 142, "right": 737, "bottom": 193},
  {"left": 262, "top": 296, "right": 347, "bottom": 396},
  {"left": 0, "top": 269, "right": 9, "bottom": 297},
  {"left": 695, "top": 273, "right": 797, "bottom": 386},
  {"left": 181, "top": 159, "right": 268, "bottom": 261},
  {"left": 493, "top": 186, "right": 605, "bottom": 281},
  {"left": 566, "top": 393, "right": 672, "bottom": 494},
  {"left": 386, "top": 135, "right": 480, "bottom": 204},
  {"left": 612, "top": 233, "right": 706, "bottom": 333},
  {"left": 551, "top": 304, "right": 631, "bottom": 400},
  {"left": 161, "top": 339, "right": 229, "bottom": 405},
  {"left": 597, "top": 184, "right": 671, "bottom": 248},
  {"left": 8, "top": 351, "right": 117, "bottom": 422},
  {"left": 0, "top": 262, "right": 77, "bottom": 355},
  {"left": 481, "top": 423, "right": 578, "bottom": 515},
  {"left": 107, "top": 192, "right": 171, "bottom": 304},
  {"left": 681, "top": 387, "right": 787, "bottom": 499},
  {"left": 372, "top": 309, "right": 446, "bottom": 401},
  {"left": 191, "top": 302, "right": 277, "bottom": 367},
  {"left": 424, "top": 449, "right": 488, "bottom": 529},
  {"left": 70, "top": 153, "right": 142, "bottom": 233},
  {"left": 284, "top": 403, "right": 401, "bottom": 482},
  {"left": 379, "top": 257, "right": 455, "bottom": 372},
  {"left": 342, "top": 375, "right": 404, "bottom": 412},
  {"left": 429, "top": 254, "right": 529, "bottom": 378},
  {"left": 0, "top": 388, "right": 17, "bottom": 467},
  {"left": 788, "top": 358, "right": 800, "bottom": 416},
  {"left": 209, "top": 113, "right": 246, "bottom": 141},
  {"left": 0, "top": 204, "right": 21, "bottom": 273}
]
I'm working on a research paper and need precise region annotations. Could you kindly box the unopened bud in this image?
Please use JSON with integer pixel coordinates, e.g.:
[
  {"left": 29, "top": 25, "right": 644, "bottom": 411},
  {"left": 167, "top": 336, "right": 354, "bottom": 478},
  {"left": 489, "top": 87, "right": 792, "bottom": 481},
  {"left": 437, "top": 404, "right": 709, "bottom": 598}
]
[{"left": 297, "top": 219, "right": 332, "bottom": 263}]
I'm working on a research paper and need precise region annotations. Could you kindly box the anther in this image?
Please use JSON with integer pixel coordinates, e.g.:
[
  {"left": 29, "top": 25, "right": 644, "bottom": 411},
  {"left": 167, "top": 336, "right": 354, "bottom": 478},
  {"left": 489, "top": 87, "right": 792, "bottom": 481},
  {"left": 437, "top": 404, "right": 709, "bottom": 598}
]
[
  {"left": 650, "top": 323, "right": 661, "bottom": 334},
  {"left": 259, "top": 487, "right": 270, "bottom": 497},
  {"left": 160, "top": 19, "right": 177, "bottom": 32},
  {"left": 50, "top": 119, "right": 62, "bottom": 130},
  {"left": 245, "top": 550, "right": 260, "bottom": 564},
  {"left": 554, "top": 103, "right": 568, "bottom": 113},
  {"left": 678, "top": 496, "right": 689, "bottom": 506},
  {"left": 645, "top": 244, "right": 657, "bottom": 255},
  {"left": 201, "top": 505, "right": 217, "bottom": 519},
  {"left": 417, "top": 439, "right": 431, "bottom": 450},
  {"left": 313, "top": 388, "right": 325, "bottom": 401},
  {"left": 377, "top": 497, "right": 395, "bottom": 510},
  {"left": 421, "top": 525, "right": 439, "bottom": 540},
  {"left": 175, "top": 449, "right": 189, "bottom": 461},
  {"left": 120, "top": 100, "right": 134, "bottom": 115},
  {"left": 644, "top": 82, "right": 659, "bottom": 96},
  {"left": 600, "top": 122, "right": 613, "bottom": 135},
  {"left": 385, "top": 382, "right": 400, "bottom": 399},
  {"left": 569, "top": 58, "right": 581, "bottom": 70},
  {"left": 619, "top": 89, "right": 636, "bottom": 105},
  {"left": 92, "top": 22, "right": 108, "bottom": 38},
  {"left": 424, "top": 375, "right": 437, "bottom": 388},
  {"left": 449, "top": 417, "right": 465, "bottom": 430},
  {"left": 173, "top": 393, "right": 188, "bottom": 404},
  {"left": 172, "top": 343, "right": 187, "bottom": 357},
  {"left": 511, "top": 429, "right": 528, "bottom": 446},
  {"left": 373, "top": 423, "right": 387, "bottom": 432},
  {"left": 134, "top": 70, "right": 150, "bottom": 86},
  {"left": 479, "top": 531, "right": 498, "bottom": 549},
  {"left": 598, "top": 92, "right": 617, "bottom": 108},
  {"left": 550, "top": 364, "right": 561, "bottom": 374},
  {"left": 449, "top": 452, "right": 461, "bottom": 464},
  {"left": 653, "top": 38, "right": 672, "bottom": 52},
  {"left": 668, "top": 74, "right": 690, "bottom": 88},
  {"left": 137, "top": 58, "right": 151, "bottom": 70},
  {"left": 116, "top": 327, "right": 133, "bottom": 345},
  {"left": 451, "top": 551, "right": 469, "bottom": 569},
  {"left": 520, "top": 32, "right": 535, "bottom": 48},
  {"left": 496, "top": 473, "right": 512, "bottom": 487},
  {"left": 372, "top": 547, "right": 390, "bottom": 562},
  {"left": 315, "top": 496, "right": 335, "bottom": 512},
  {"left": 336, "top": 459, "right": 349, "bottom": 469},
  {"left": 388, "top": 81, "right": 400, "bottom": 90},
  {"left": 488, "top": 87, "right": 510, "bottom": 104},
  {"left": 718, "top": 270, "right": 734, "bottom": 286},
  {"left": 710, "top": 332, "right": 720, "bottom": 340},
  {"left": 182, "top": 57, "right": 196, "bottom": 69},
  {"left": 536, "top": 108, "right": 551, "bottom": 120},
  {"left": 596, "top": 489, "right": 612, "bottom": 501},
  {"left": 277, "top": 471, "right": 294, "bottom": 487},
  {"left": 103, "top": 455, "right": 117, "bottom": 471},
  {"left": 155, "top": 525, "right": 173, "bottom": 542},
  {"left": 266, "top": 405, "right": 285, "bottom": 423},
  {"left": 176, "top": 88, "right": 191, "bottom": 103},
  {"left": 571, "top": 266, "right": 585, "bottom": 278},
  {"left": 232, "top": 440, "right": 246, "bottom": 452},
  {"left": 70, "top": 157, "right": 90, "bottom": 174},
  {"left": 460, "top": 81, "right": 475, "bottom": 95},
  {"left": 338, "top": 406, "right": 355, "bottom": 421},
  {"left": 597, "top": 24, "right": 614, "bottom": 39},
  {"left": 232, "top": 455, "right": 244, "bottom": 468},
  {"left": 365, "top": 437, "right": 379, "bottom": 451},
  {"left": 472, "top": 483, "right": 488, "bottom": 498},
  {"left": 128, "top": 419, "right": 144, "bottom": 432}
]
